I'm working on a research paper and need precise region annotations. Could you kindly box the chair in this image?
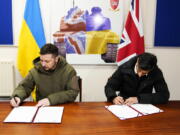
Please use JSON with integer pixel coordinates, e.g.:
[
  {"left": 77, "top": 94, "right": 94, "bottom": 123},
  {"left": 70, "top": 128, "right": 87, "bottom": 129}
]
[{"left": 77, "top": 76, "right": 82, "bottom": 102}]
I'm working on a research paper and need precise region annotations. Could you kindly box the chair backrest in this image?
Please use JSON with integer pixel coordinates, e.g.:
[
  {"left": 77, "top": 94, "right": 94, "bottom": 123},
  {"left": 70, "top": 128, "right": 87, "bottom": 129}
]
[{"left": 77, "top": 76, "right": 82, "bottom": 102}]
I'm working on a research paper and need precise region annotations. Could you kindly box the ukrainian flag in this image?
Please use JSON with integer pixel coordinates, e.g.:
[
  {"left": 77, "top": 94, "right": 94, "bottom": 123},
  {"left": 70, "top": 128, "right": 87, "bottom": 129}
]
[{"left": 17, "top": 0, "right": 46, "bottom": 77}]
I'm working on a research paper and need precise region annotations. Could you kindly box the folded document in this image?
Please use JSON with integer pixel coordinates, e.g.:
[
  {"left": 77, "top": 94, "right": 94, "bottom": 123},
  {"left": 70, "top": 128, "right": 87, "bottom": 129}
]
[
  {"left": 105, "top": 104, "right": 163, "bottom": 120},
  {"left": 4, "top": 106, "right": 64, "bottom": 123}
]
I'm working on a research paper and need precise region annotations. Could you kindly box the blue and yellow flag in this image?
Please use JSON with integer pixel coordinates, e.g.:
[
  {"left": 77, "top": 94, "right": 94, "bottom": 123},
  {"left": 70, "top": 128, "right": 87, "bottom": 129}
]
[{"left": 17, "top": 0, "right": 46, "bottom": 77}]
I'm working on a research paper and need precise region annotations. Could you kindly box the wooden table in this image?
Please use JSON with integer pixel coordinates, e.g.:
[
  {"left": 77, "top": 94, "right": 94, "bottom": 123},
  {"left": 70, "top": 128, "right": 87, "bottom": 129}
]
[{"left": 0, "top": 101, "right": 180, "bottom": 135}]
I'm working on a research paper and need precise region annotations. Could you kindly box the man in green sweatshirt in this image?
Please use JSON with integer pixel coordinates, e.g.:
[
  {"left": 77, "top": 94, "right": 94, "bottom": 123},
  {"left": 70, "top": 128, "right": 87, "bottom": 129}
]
[{"left": 10, "top": 43, "right": 79, "bottom": 107}]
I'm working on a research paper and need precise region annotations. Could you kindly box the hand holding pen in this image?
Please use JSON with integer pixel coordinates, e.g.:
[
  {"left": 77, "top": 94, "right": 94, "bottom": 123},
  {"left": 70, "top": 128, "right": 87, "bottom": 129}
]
[
  {"left": 113, "top": 96, "right": 125, "bottom": 105},
  {"left": 10, "top": 97, "right": 21, "bottom": 107}
]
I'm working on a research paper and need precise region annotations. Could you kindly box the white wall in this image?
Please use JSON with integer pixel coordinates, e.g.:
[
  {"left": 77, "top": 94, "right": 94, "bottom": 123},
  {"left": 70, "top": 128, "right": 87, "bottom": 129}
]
[
  {"left": 0, "top": 0, "right": 180, "bottom": 101},
  {"left": 73, "top": 64, "right": 117, "bottom": 101}
]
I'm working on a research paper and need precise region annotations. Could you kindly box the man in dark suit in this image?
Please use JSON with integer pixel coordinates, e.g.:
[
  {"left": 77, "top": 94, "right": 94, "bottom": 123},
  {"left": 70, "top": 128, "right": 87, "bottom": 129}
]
[{"left": 105, "top": 52, "right": 170, "bottom": 105}]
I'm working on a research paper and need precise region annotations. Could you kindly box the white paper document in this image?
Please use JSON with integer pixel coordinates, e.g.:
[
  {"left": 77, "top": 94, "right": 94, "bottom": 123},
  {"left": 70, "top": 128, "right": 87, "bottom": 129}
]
[
  {"left": 34, "top": 107, "right": 64, "bottom": 123},
  {"left": 105, "top": 104, "right": 163, "bottom": 120},
  {"left": 4, "top": 106, "right": 64, "bottom": 123},
  {"left": 131, "top": 104, "right": 163, "bottom": 115}
]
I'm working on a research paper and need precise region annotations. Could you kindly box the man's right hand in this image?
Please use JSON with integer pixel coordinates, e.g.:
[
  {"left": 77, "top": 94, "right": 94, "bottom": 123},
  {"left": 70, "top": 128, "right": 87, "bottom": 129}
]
[
  {"left": 10, "top": 97, "right": 21, "bottom": 107},
  {"left": 113, "top": 96, "right": 124, "bottom": 105}
]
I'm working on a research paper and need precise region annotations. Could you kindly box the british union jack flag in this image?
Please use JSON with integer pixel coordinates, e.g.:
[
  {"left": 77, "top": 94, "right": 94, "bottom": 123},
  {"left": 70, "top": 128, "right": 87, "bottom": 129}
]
[{"left": 116, "top": 0, "right": 144, "bottom": 65}]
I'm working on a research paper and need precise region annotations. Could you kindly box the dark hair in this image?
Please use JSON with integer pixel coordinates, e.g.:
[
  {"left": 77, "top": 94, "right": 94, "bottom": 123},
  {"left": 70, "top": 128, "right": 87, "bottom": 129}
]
[
  {"left": 40, "top": 43, "right": 59, "bottom": 57},
  {"left": 138, "top": 52, "right": 157, "bottom": 71}
]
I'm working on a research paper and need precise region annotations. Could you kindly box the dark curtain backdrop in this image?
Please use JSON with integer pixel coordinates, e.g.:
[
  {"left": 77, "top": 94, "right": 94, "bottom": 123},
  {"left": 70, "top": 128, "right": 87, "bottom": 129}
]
[
  {"left": 0, "top": 0, "right": 13, "bottom": 45},
  {"left": 154, "top": 0, "right": 180, "bottom": 47}
]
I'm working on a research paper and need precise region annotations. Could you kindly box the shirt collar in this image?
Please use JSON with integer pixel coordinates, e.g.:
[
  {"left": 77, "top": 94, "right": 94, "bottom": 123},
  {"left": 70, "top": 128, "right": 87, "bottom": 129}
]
[{"left": 134, "top": 62, "right": 138, "bottom": 74}]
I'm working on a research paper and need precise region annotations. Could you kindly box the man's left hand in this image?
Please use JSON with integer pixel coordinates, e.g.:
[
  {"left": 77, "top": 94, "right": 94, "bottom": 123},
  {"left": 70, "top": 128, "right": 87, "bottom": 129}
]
[
  {"left": 36, "top": 98, "right": 50, "bottom": 107},
  {"left": 124, "top": 97, "right": 138, "bottom": 105}
]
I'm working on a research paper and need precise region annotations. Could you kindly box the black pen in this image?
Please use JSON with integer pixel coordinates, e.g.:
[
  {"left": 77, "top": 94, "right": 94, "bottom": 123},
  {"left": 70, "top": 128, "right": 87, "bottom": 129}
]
[{"left": 13, "top": 97, "right": 17, "bottom": 104}]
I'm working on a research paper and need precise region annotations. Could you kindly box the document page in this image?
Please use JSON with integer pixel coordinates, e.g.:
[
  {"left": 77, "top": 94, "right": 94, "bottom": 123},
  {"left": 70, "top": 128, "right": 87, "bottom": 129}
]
[
  {"left": 131, "top": 104, "right": 163, "bottom": 115},
  {"left": 106, "top": 104, "right": 163, "bottom": 120},
  {"left": 106, "top": 105, "right": 139, "bottom": 120},
  {"left": 4, "top": 106, "right": 38, "bottom": 123},
  {"left": 33, "top": 107, "right": 64, "bottom": 123}
]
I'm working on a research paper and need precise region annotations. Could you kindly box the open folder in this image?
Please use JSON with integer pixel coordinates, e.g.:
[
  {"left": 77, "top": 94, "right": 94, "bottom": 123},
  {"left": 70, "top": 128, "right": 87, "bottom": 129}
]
[
  {"left": 4, "top": 106, "right": 64, "bottom": 123},
  {"left": 105, "top": 104, "right": 163, "bottom": 120}
]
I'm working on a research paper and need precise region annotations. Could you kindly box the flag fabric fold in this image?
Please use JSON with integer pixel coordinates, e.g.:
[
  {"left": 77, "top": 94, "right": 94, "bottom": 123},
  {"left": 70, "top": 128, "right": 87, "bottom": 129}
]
[
  {"left": 17, "top": 0, "right": 46, "bottom": 77},
  {"left": 116, "top": 0, "right": 144, "bottom": 66}
]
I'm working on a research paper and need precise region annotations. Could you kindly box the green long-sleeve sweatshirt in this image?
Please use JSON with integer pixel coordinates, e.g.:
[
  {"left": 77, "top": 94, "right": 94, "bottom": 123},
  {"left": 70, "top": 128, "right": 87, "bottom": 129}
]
[{"left": 12, "top": 56, "right": 79, "bottom": 105}]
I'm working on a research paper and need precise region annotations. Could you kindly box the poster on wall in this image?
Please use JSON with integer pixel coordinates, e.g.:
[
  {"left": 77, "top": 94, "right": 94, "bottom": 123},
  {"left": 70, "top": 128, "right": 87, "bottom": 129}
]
[
  {"left": 0, "top": 0, "right": 13, "bottom": 45},
  {"left": 51, "top": 0, "right": 125, "bottom": 64}
]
